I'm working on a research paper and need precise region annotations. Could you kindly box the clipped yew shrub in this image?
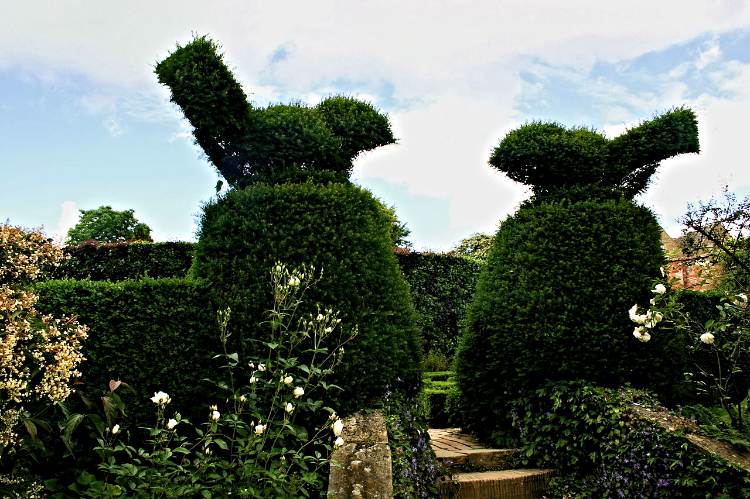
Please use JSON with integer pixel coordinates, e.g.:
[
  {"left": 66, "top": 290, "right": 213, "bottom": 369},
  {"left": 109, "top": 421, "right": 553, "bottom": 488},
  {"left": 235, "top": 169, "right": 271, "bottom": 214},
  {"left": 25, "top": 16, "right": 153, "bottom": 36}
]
[
  {"left": 191, "top": 182, "right": 422, "bottom": 414},
  {"left": 456, "top": 108, "right": 699, "bottom": 442}
]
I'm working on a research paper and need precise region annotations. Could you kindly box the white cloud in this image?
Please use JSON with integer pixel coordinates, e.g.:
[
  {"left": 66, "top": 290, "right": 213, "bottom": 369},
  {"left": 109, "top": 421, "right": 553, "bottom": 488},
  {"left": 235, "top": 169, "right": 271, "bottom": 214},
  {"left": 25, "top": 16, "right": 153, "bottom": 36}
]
[{"left": 51, "top": 201, "right": 80, "bottom": 246}]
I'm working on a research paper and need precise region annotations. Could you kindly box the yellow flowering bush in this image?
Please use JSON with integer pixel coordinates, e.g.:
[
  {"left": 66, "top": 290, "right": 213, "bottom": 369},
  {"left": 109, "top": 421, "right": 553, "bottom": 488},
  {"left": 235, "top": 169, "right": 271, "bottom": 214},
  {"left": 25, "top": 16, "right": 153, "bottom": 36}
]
[{"left": 0, "top": 223, "right": 88, "bottom": 452}]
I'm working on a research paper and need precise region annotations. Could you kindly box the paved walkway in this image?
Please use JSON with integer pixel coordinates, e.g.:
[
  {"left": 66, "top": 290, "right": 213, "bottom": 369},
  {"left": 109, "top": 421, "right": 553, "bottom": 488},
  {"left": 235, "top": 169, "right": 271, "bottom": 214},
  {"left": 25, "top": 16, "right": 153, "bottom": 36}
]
[{"left": 429, "top": 428, "right": 514, "bottom": 470}]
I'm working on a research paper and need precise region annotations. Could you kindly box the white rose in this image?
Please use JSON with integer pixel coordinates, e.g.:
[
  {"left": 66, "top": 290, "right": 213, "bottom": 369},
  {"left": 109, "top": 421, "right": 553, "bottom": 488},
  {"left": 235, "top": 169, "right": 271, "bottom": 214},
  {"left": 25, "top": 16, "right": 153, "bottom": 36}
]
[
  {"left": 150, "top": 391, "right": 171, "bottom": 406},
  {"left": 700, "top": 332, "right": 715, "bottom": 344},
  {"left": 283, "top": 376, "right": 293, "bottom": 385},
  {"left": 258, "top": 364, "right": 266, "bottom": 372},
  {"left": 652, "top": 284, "right": 667, "bottom": 295},
  {"left": 294, "top": 387, "right": 304, "bottom": 399},
  {"left": 167, "top": 419, "right": 178, "bottom": 430},
  {"left": 255, "top": 424, "right": 266, "bottom": 435},
  {"left": 111, "top": 424, "right": 120, "bottom": 434},
  {"left": 285, "top": 402, "right": 294, "bottom": 413},
  {"left": 250, "top": 376, "right": 257, "bottom": 384},
  {"left": 334, "top": 437, "right": 344, "bottom": 448},
  {"left": 333, "top": 419, "right": 344, "bottom": 437},
  {"left": 211, "top": 410, "right": 220, "bottom": 421}
]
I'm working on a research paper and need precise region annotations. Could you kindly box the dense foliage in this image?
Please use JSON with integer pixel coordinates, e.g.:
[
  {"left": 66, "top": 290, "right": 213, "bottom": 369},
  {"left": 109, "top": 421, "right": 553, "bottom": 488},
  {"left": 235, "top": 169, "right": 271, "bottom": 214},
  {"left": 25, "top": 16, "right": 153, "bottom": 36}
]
[
  {"left": 395, "top": 250, "right": 482, "bottom": 358},
  {"left": 155, "top": 35, "right": 395, "bottom": 186},
  {"left": 0, "top": 224, "right": 88, "bottom": 497},
  {"left": 455, "top": 190, "right": 692, "bottom": 438},
  {"left": 506, "top": 381, "right": 750, "bottom": 498},
  {"left": 191, "top": 182, "right": 422, "bottom": 414},
  {"left": 47, "top": 241, "right": 195, "bottom": 281},
  {"left": 34, "top": 277, "right": 220, "bottom": 439},
  {"left": 66, "top": 206, "right": 152, "bottom": 245},
  {"left": 489, "top": 107, "right": 699, "bottom": 198}
]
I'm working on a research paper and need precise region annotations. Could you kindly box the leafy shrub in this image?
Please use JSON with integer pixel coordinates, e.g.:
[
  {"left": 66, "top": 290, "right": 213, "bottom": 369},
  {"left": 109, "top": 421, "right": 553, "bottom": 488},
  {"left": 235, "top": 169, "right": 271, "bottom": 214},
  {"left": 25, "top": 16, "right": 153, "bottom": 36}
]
[
  {"left": 47, "top": 241, "right": 195, "bottom": 281},
  {"left": 0, "top": 224, "right": 88, "bottom": 497},
  {"left": 51, "top": 263, "right": 350, "bottom": 498},
  {"left": 395, "top": 250, "right": 482, "bottom": 358},
  {"left": 33, "top": 277, "right": 221, "bottom": 441},
  {"left": 506, "top": 381, "right": 750, "bottom": 498},
  {"left": 191, "top": 182, "right": 422, "bottom": 414},
  {"left": 455, "top": 190, "right": 687, "bottom": 439}
]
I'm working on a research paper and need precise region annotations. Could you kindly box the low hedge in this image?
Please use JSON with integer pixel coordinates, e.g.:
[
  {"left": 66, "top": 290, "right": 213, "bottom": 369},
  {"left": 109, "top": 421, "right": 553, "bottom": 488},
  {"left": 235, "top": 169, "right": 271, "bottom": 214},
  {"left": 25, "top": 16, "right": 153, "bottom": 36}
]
[{"left": 33, "top": 277, "right": 221, "bottom": 438}]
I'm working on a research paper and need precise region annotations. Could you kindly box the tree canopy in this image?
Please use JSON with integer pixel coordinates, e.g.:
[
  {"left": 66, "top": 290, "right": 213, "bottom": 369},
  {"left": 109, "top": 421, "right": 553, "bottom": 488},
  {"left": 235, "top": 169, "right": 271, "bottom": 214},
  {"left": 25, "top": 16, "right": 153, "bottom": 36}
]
[
  {"left": 155, "top": 35, "right": 396, "bottom": 187},
  {"left": 66, "top": 206, "right": 152, "bottom": 246},
  {"left": 489, "top": 107, "right": 699, "bottom": 198},
  {"left": 452, "top": 233, "right": 493, "bottom": 260}
]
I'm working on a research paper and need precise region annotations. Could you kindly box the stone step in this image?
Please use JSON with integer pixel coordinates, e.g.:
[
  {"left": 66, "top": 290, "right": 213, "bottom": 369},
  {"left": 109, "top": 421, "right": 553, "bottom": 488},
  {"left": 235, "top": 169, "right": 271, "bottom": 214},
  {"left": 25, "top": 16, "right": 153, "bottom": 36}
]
[
  {"left": 437, "top": 468, "right": 559, "bottom": 499},
  {"left": 434, "top": 447, "right": 517, "bottom": 472}
]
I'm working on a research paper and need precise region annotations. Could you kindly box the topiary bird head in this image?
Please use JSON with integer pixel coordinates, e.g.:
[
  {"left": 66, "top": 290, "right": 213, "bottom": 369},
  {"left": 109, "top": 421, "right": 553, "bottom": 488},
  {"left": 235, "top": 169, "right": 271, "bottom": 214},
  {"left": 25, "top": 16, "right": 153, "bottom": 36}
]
[
  {"left": 489, "top": 108, "right": 699, "bottom": 198},
  {"left": 155, "top": 35, "right": 396, "bottom": 187}
]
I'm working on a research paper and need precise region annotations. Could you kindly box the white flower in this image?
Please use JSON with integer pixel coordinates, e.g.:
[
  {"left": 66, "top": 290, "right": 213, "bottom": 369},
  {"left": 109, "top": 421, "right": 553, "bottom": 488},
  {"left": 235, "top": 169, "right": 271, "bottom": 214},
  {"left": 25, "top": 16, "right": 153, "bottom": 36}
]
[
  {"left": 204, "top": 446, "right": 212, "bottom": 455},
  {"left": 211, "top": 410, "right": 220, "bottom": 421},
  {"left": 255, "top": 423, "right": 266, "bottom": 435},
  {"left": 334, "top": 437, "right": 344, "bottom": 448},
  {"left": 333, "top": 419, "right": 344, "bottom": 437},
  {"left": 167, "top": 419, "right": 178, "bottom": 430},
  {"left": 285, "top": 402, "right": 294, "bottom": 413},
  {"left": 294, "top": 386, "right": 304, "bottom": 399},
  {"left": 629, "top": 305, "right": 647, "bottom": 325},
  {"left": 150, "top": 391, "right": 171, "bottom": 406},
  {"left": 325, "top": 327, "right": 333, "bottom": 333},
  {"left": 700, "top": 332, "right": 715, "bottom": 344},
  {"left": 250, "top": 376, "right": 257, "bottom": 384},
  {"left": 652, "top": 284, "right": 667, "bottom": 295},
  {"left": 289, "top": 276, "right": 300, "bottom": 287},
  {"left": 283, "top": 376, "right": 293, "bottom": 385},
  {"left": 239, "top": 394, "right": 247, "bottom": 402},
  {"left": 258, "top": 364, "right": 266, "bottom": 372},
  {"left": 633, "top": 327, "right": 650, "bottom": 342},
  {"left": 660, "top": 267, "right": 665, "bottom": 277},
  {"left": 111, "top": 424, "right": 120, "bottom": 434},
  {"left": 317, "top": 314, "right": 324, "bottom": 321},
  {"left": 248, "top": 362, "right": 255, "bottom": 369},
  {"left": 209, "top": 405, "right": 218, "bottom": 411},
  {"left": 732, "top": 294, "right": 748, "bottom": 307}
]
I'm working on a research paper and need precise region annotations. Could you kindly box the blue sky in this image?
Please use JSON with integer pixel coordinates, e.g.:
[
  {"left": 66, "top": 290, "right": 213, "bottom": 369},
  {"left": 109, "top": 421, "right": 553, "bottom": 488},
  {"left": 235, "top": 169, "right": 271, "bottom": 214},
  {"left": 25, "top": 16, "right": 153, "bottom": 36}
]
[{"left": 2, "top": 1, "right": 750, "bottom": 251}]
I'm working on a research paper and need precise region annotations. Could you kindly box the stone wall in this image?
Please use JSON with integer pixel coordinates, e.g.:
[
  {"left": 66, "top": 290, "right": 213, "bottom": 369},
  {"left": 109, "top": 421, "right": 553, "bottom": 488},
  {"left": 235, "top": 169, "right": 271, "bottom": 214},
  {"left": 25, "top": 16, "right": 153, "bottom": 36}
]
[{"left": 327, "top": 409, "right": 393, "bottom": 499}]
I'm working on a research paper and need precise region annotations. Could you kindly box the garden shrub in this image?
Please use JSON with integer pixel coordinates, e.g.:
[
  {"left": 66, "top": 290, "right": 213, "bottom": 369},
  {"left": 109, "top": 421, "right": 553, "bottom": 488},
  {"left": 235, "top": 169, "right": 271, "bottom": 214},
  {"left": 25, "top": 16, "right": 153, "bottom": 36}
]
[
  {"left": 395, "top": 250, "right": 482, "bottom": 359},
  {"left": 191, "top": 181, "right": 422, "bottom": 414},
  {"left": 33, "top": 277, "right": 221, "bottom": 440},
  {"left": 455, "top": 190, "right": 689, "bottom": 439},
  {"left": 418, "top": 372, "right": 457, "bottom": 428},
  {"left": 47, "top": 241, "right": 195, "bottom": 281}
]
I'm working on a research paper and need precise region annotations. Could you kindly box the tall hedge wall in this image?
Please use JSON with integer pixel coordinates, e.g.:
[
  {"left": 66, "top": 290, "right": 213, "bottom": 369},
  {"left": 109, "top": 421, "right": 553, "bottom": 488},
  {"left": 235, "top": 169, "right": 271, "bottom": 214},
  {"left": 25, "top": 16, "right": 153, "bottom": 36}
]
[
  {"left": 191, "top": 182, "right": 422, "bottom": 414},
  {"left": 33, "top": 277, "right": 220, "bottom": 434},
  {"left": 395, "top": 250, "right": 483, "bottom": 358},
  {"left": 47, "top": 241, "right": 195, "bottom": 281}
]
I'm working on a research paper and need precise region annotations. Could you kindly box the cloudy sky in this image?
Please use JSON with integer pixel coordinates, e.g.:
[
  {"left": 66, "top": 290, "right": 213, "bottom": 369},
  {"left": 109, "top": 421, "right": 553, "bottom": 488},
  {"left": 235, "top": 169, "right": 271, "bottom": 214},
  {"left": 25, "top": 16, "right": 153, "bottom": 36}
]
[{"left": 2, "top": 1, "right": 749, "bottom": 250}]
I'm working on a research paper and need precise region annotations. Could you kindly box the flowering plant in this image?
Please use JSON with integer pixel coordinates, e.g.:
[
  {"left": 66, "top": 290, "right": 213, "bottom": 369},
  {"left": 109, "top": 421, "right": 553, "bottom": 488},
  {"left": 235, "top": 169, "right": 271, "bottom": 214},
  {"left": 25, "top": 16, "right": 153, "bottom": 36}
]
[
  {"left": 0, "top": 224, "right": 88, "bottom": 496},
  {"left": 629, "top": 271, "right": 750, "bottom": 431},
  {"left": 67, "top": 262, "right": 356, "bottom": 497}
]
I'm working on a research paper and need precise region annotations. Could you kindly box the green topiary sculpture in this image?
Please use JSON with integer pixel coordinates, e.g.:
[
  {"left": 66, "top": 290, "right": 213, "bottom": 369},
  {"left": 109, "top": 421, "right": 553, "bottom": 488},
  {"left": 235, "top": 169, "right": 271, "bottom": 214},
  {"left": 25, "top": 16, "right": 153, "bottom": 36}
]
[
  {"left": 455, "top": 108, "right": 699, "bottom": 442},
  {"left": 155, "top": 35, "right": 420, "bottom": 414}
]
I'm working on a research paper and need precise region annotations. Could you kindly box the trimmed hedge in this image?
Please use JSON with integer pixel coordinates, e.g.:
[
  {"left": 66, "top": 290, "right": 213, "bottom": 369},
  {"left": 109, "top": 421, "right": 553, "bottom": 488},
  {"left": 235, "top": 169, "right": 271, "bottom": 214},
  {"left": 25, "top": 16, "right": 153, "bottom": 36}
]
[
  {"left": 191, "top": 181, "right": 422, "bottom": 414},
  {"left": 395, "top": 250, "right": 483, "bottom": 358},
  {"left": 455, "top": 192, "right": 685, "bottom": 440},
  {"left": 47, "top": 241, "right": 195, "bottom": 281},
  {"left": 33, "top": 277, "right": 221, "bottom": 435}
]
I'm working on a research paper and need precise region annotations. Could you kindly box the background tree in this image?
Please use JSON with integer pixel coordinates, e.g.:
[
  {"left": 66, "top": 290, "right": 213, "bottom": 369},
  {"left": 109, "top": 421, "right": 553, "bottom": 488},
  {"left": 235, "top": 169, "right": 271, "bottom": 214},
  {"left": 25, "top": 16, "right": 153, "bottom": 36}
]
[
  {"left": 452, "top": 233, "right": 493, "bottom": 260},
  {"left": 377, "top": 200, "right": 412, "bottom": 248},
  {"left": 155, "top": 35, "right": 396, "bottom": 187},
  {"left": 456, "top": 108, "right": 700, "bottom": 443},
  {"left": 66, "top": 206, "right": 153, "bottom": 246}
]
